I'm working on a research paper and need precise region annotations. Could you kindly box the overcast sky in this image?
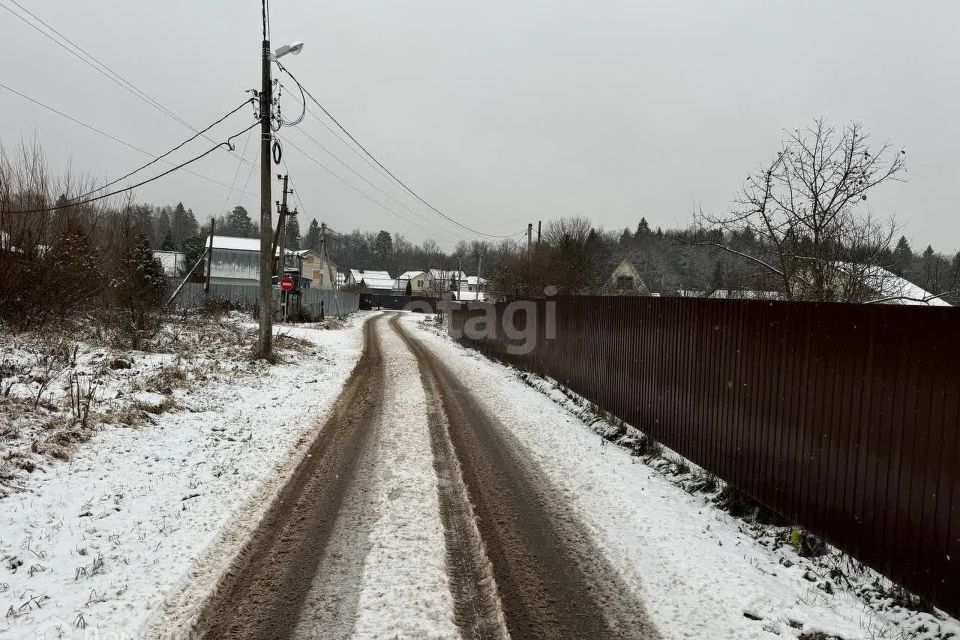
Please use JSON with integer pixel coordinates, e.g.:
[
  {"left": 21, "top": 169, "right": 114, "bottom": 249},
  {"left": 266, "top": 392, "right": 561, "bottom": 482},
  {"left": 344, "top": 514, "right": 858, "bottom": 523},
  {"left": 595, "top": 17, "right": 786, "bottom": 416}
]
[{"left": 2, "top": 0, "right": 958, "bottom": 252}]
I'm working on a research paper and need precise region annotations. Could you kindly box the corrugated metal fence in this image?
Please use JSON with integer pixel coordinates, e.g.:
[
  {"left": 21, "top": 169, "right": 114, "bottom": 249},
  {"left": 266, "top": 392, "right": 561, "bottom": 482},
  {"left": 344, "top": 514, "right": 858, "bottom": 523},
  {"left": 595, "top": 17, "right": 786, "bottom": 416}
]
[
  {"left": 449, "top": 296, "right": 960, "bottom": 616},
  {"left": 171, "top": 283, "right": 360, "bottom": 316}
]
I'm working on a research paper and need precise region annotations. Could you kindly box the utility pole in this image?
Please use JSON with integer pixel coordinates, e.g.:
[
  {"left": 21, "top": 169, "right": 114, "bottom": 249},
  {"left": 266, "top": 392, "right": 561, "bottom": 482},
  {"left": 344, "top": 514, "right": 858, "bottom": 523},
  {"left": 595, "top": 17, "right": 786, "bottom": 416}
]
[
  {"left": 537, "top": 220, "right": 542, "bottom": 247},
  {"left": 257, "top": 36, "right": 273, "bottom": 359},
  {"left": 204, "top": 219, "right": 215, "bottom": 297},
  {"left": 527, "top": 223, "right": 533, "bottom": 256},
  {"left": 477, "top": 254, "right": 482, "bottom": 301},
  {"left": 319, "top": 222, "right": 341, "bottom": 316},
  {"left": 276, "top": 174, "right": 293, "bottom": 322}
]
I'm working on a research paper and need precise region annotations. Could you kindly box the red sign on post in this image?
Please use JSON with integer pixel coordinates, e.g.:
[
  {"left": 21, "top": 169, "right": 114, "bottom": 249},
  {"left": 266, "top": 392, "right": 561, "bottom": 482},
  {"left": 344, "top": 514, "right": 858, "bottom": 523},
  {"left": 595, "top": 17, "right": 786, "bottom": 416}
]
[{"left": 279, "top": 276, "right": 295, "bottom": 291}]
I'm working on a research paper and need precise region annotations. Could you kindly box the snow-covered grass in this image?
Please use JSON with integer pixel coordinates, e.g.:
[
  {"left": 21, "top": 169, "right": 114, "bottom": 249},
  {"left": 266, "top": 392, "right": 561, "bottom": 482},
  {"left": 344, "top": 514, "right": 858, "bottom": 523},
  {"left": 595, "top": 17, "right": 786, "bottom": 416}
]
[
  {"left": 0, "top": 312, "right": 370, "bottom": 639},
  {"left": 407, "top": 314, "right": 960, "bottom": 640}
]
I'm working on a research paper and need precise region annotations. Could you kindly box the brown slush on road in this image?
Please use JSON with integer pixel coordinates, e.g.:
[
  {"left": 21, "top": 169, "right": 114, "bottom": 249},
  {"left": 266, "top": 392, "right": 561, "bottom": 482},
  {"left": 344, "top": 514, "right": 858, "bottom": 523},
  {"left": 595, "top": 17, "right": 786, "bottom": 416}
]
[
  {"left": 191, "top": 317, "right": 385, "bottom": 640},
  {"left": 391, "top": 315, "right": 661, "bottom": 640}
]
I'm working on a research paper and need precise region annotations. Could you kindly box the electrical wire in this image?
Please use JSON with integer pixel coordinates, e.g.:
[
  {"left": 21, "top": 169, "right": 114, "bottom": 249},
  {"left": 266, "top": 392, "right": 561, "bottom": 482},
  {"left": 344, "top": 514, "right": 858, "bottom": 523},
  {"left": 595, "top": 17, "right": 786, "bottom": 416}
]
[
  {"left": 7, "top": 122, "right": 259, "bottom": 214},
  {"left": 278, "top": 82, "right": 306, "bottom": 128},
  {"left": 71, "top": 99, "right": 255, "bottom": 202},
  {"left": 277, "top": 134, "right": 455, "bottom": 239},
  {"left": 276, "top": 61, "right": 524, "bottom": 239},
  {"left": 281, "top": 109, "right": 466, "bottom": 241},
  {"left": 0, "top": 81, "right": 258, "bottom": 198},
  {"left": 0, "top": 0, "right": 256, "bottom": 169},
  {"left": 218, "top": 126, "right": 256, "bottom": 216}
]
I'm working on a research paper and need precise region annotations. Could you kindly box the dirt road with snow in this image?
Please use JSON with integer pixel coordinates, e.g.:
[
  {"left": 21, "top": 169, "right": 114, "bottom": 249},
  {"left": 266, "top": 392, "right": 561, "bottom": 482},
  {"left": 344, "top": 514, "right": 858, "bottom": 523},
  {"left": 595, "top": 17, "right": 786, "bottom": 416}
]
[{"left": 191, "top": 313, "right": 659, "bottom": 640}]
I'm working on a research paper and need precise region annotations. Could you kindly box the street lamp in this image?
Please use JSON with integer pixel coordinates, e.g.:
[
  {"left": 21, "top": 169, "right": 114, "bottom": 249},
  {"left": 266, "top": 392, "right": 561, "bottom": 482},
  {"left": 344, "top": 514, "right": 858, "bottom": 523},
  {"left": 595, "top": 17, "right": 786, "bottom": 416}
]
[{"left": 273, "top": 41, "right": 304, "bottom": 60}]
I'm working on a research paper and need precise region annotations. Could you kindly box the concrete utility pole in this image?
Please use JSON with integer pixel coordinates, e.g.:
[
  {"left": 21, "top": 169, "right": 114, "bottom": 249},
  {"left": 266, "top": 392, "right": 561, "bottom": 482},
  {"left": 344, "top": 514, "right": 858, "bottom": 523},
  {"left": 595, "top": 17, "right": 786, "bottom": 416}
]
[
  {"left": 527, "top": 223, "right": 533, "bottom": 256},
  {"left": 277, "top": 174, "right": 291, "bottom": 322},
  {"left": 257, "top": 37, "right": 274, "bottom": 359},
  {"left": 537, "top": 220, "right": 542, "bottom": 247},
  {"left": 477, "top": 254, "right": 482, "bottom": 300},
  {"left": 320, "top": 222, "right": 341, "bottom": 315},
  {"left": 204, "top": 219, "right": 215, "bottom": 297}
]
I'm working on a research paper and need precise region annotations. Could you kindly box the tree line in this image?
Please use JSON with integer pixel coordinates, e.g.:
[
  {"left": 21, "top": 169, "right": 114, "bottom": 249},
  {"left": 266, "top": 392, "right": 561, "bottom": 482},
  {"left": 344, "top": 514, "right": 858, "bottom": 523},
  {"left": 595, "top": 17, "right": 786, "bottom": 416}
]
[{"left": 3, "top": 118, "right": 956, "bottom": 334}]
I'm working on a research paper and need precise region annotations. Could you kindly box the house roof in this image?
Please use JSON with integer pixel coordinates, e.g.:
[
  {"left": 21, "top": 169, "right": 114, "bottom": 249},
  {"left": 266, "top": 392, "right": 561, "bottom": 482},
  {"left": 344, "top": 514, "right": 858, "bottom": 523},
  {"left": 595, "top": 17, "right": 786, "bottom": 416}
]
[
  {"left": 465, "top": 275, "right": 487, "bottom": 286},
  {"left": 861, "top": 266, "right": 950, "bottom": 306},
  {"left": 428, "top": 269, "right": 467, "bottom": 281},
  {"left": 398, "top": 270, "right": 427, "bottom": 281},
  {"left": 350, "top": 269, "right": 394, "bottom": 290},
  {"left": 832, "top": 262, "right": 951, "bottom": 306},
  {"left": 207, "top": 236, "right": 316, "bottom": 257},
  {"left": 708, "top": 290, "right": 782, "bottom": 300},
  {"left": 209, "top": 235, "right": 260, "bottom": 251}
]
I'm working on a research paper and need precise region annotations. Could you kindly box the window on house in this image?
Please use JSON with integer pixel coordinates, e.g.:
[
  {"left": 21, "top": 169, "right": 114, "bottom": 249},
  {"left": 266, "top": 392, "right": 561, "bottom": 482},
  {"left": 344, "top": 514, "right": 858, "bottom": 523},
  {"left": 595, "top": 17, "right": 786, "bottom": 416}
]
[
  {"left": 312, "top": 270, "right": 320, "bottom": 283},
  {"left": 616, "top": 275, "right": 634, "bottom": 290}
]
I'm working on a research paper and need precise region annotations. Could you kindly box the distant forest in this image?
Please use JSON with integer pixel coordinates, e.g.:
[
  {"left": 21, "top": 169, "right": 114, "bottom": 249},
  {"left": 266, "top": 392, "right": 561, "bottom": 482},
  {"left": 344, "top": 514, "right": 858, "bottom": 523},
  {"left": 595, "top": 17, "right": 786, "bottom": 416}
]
[{"left": 131, "top": 199, "right": 959, "bottom": 306}]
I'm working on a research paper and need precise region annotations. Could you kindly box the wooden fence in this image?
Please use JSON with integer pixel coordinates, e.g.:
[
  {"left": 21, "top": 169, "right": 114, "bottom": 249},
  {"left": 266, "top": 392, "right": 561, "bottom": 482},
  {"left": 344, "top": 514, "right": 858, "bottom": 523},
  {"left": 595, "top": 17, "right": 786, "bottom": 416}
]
[
  {"left": 449, "top": 296, "right": 960, "bottom": 617},
  {"left": 170, "top": 283, "right": 359, "bottom": 316}
]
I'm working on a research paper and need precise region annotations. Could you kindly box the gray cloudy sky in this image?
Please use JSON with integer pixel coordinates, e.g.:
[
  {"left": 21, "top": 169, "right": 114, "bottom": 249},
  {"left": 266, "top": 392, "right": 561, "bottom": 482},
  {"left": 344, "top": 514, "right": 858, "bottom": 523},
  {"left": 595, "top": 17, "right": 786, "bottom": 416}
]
[{"left": 2, "top": 0, "right": 958, "bottom": 251}]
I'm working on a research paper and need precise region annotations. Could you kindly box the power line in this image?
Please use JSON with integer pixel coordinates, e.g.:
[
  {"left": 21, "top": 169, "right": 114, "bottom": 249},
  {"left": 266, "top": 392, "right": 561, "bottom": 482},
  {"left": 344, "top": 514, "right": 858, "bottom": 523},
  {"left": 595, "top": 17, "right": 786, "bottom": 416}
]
[
  {"left": 276, "top": 134, "right": 446, "bottom": 239},
  {"left": 276, "top": 61, "right": 523, "bottom": 239},
  {"left": 72, "top": 100, "right": 255, "bottom": 201},
  {"left": 282, "top": 113, "right": 466, "bottom": 241},
  {"left": 0, "top": 81, "right": 258, "bottom": 198},
  {"left": 7, "top": 122, "right": 258, "bottom": 214},
  {"left": 219, "top": 127, "right": 257, "bottom": 216},
  {"left": 1, "top": 0, "right": 256, "bottom": 169}
]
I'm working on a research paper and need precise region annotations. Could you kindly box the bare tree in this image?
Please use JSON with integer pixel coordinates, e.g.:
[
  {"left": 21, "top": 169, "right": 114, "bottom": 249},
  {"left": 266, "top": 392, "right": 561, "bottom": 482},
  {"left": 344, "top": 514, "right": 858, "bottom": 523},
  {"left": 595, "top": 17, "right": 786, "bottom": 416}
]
[{"left": 696, "top": 119, "right": 906, "bottom": 302}]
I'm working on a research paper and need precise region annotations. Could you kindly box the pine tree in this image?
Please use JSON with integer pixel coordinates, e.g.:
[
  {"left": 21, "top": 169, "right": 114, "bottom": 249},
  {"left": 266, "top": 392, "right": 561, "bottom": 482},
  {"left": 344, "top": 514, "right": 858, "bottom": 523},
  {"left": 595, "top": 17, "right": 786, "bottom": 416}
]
[
  {"left": 170, "top": 202, "right": 198, "bottom": 248},
  {"left": 921, "top": 245, "right": 939, "bottom": 292},
  {"left": 636, "top": 217, "right": 651, "bottom": 236},
  {"left": 304, "top": 219, "right": 321, "bottom": 252},
  {"left": 893, "top": 235, "right": 913, "bottom": 275},
  {"left": 619, "top": 228, "right": 633, "bottom": 245},
  {"left": 374, "top": 230, "right": 393, "bottom": 263},
  {"left": 284, "top": 215, "right": 301, "bottom": 251},
  {"left": 130, "top": 204, "right": 155, "bottom": 246},
  {"left": 225, "top": 205, "right": 256, "bottom": 237},
  {"left": 111, "top": 231, "right": 167, "bottom": 348},
  {"left": 156, "top": 207, "right": 172, "bottom": 245},
  {"left": 160, "top": 232, "right": 175, "bottom": 250}
]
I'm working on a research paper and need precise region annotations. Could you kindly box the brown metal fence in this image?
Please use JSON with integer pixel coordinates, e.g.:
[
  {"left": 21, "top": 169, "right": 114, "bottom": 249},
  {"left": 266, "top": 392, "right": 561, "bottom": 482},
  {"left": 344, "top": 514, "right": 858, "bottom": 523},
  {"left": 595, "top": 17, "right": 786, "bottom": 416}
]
[{"left": 449, "top": 296, "right": 960, "bottom": 617}]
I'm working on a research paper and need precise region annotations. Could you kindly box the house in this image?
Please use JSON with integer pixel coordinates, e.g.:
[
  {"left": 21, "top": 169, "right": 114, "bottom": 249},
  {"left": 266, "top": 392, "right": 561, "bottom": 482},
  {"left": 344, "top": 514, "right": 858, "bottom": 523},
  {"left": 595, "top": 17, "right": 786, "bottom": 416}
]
[
  {"left": 463, "top": 275, "right": 487, "bottom": 292},
  {"left": 453, "top": 290, "right": 492, "bottom": 302},
  {"left": 296, "top": 249, "right": 338, "bottom": 291},
  {"left": 154, "top": 250, "right": 186, "bottom": 277},
  {"left": 206, "top": 236, "right": 261, "bottom": 285},
  {"left": 396, "top": 270, "right": 429, "bottom": 294},
  {"left": 606, "top": 259, "right": 650, "bottom": 295},
  {"left": 427, "top": 269, "right": 467, "bottom": 292},
  {"left": 346, "top": 269, "right": 395, "bottom": 294}
]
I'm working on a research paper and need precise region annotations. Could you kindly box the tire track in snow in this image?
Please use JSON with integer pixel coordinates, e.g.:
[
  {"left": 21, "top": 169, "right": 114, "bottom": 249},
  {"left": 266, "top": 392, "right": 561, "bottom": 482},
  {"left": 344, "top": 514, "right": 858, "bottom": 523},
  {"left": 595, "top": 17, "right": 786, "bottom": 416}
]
[
  {"left": 191, "top": 317, "right": 385, "bottom": 639},
  {"left": 345, "top": 315, "right": 460, "bottom": 638},
  {"left": 389, "top": 314, "right": 510, "bottom": 640},
  {"left": 393, "top": 315, "right": 661, "bottom": 640}
]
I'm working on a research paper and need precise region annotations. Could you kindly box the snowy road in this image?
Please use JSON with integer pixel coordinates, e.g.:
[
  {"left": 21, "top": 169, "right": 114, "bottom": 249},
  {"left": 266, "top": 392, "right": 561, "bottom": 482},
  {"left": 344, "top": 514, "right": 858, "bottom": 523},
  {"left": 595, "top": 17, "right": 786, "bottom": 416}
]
[{"left": 190, "top": 313, "right": 659, "bottom": 640}]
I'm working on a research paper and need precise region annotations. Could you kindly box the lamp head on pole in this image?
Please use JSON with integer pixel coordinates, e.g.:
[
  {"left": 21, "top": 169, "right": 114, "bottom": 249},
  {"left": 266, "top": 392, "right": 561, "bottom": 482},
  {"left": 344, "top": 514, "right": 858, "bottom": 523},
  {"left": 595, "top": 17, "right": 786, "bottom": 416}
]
[{"left": 272, "top": 41, "right": 304, "bottom": 60}]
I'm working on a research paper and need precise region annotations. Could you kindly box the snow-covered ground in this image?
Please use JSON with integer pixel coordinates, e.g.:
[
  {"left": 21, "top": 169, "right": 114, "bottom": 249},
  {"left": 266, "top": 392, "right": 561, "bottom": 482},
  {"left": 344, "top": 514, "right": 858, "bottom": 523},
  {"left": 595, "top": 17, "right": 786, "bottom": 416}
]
[
  {"left": 348, "top": 319, "right": 459, "bottom": 638},
  {"left": 404, "top": 313, "right": 960, "bottom": 640},
  {"left": 0, "top": 313, "right": 370, "bottom": 639}
]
